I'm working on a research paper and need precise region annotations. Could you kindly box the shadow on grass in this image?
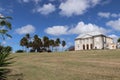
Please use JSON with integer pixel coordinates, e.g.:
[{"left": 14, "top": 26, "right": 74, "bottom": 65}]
[
  {"left": 0, "top": 68, "right": 11, "bottom": 80},
  {"left": 0, "top": 68, "right": 24, "bottom": 80},
  {"left": 7, "top": 73, "right": 24, "bottom": 80}
]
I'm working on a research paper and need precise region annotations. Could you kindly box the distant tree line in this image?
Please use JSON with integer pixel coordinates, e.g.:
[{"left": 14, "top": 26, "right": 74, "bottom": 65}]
[{"left": 19, "top": 34, "right": 66, "bottom": 53}]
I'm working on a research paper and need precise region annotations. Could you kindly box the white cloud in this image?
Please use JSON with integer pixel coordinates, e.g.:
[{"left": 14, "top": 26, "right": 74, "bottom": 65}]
[
  {"left": 33, "top": 3, "right": 56, "bottom": 15},
  {"left": 111, "top": 13, "right": 120, "bottom": 18},
  {"left": 106, "top": 18, "right": 120, "bottom": 31},
  {"left": 45, "top": 26, "right": 68, "bottom": 36},
  {"left": 18, "top": 0, "right": 29, "bottom": 3},
  {"left": 15, "top": 24, "right": 35, "bottom": 34},
  {"left": 108, "top": 34, "right": 119, "bottom": 43},
  {"left": 23, "top": 0, "right": 29, "bottom": 3},
  {"left": 49, "top": 0, "right": 55, "bottom": 2},
  {"left": 98, "top": 12, "right": 110, "bottom": 18},
  {"left": 0, "top": 7, "right": 13, "bottom": 14},
  {"left": 1, "top": 41, "right": 6, "bottom": 45},
  {"left": 45, "top": 21, "right": 107, "bottom": 36},
  {"left": 69, "top": 21, "right": 107, "bottom": 34},
  {"left": 91, "top": 0, "right": 100, "bottom": 6},
  {"left": 34, "top": 0, "right": 41, "bottom": 4},
  {"left": 59, "top": 0, "right": 100, "bottom": 17},
  {"left": 98, "top": 12, "right": 120, "bottom": 18},
  {"left": 100, "top": 0, "right": 111, "bottom": 5},
  {"left": 18, "top": 0, "right": 41, "bottom": 4}
]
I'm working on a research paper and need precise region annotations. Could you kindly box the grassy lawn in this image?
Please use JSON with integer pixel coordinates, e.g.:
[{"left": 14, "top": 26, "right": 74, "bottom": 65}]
[{"left": 8, "top": 49, "right": 120, "bottom": 80}]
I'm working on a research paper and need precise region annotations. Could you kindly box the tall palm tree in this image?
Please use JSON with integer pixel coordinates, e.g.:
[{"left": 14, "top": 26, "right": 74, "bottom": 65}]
[
  {"left": 33, "top": 35, "right": 42, "bottom": 52},
  {"left": 25, "top": 33, "right": 30, "bottom": 41},
  {"left": 20, "top": 37, "right": 28, "bottom": 51},
  {"left": 25, "top": 33, "right": 31, "bottom": 52},
  {"left": 49, "top": 39, "right": 55, "bottom": 51},
  {"left": 55, "top": 38, "right": 60, "bottom": 51},
  {"left": 0, "top": 15, "right": 12, "bottom": 39},
  {"left": 43, "top": 36, "right": 49, "bottom": 50},
  {"left": 62, "top": 40, "right": 66, "bottom": 51}
]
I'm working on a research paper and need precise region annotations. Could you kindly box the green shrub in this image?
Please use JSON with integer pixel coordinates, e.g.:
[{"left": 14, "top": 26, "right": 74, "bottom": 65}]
[
  {"left": 0, "top": 48, "right": 14, "bottom": 80},
  {"left": 16, "top": 50, "right": 25, "bottom": 53}
]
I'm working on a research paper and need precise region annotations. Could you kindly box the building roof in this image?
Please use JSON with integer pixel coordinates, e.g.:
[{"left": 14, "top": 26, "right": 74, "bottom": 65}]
[{"left": 76, "top": 32, "right": 104, "bottom": 39}]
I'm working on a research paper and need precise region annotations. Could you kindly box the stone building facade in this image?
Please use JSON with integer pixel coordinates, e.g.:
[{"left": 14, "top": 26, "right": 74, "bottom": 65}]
[{"left": 75, "top": 33, "right": 116, "bottom": 50}]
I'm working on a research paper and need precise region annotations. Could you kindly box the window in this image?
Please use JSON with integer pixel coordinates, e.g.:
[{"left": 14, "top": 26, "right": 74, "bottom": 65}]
[
  {"left": 83, "top": 44, "right": 85, "bottom": 50},
  {"left": 90, "top": 44, "right": 93, "bottom": 49},
  {"left": 87, "top": 44, "right": 89, "bottom": 50}
]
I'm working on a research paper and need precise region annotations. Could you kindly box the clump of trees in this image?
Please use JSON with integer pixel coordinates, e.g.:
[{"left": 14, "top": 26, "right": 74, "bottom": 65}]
[{"left": 20, "top": 34, "right": 66, "bottom": 52}]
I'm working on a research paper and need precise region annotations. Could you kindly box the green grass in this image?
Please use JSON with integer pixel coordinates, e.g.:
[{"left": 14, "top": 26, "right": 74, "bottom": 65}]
[{"left": 8, "top": 49, "right": 120, "bottom": 80}]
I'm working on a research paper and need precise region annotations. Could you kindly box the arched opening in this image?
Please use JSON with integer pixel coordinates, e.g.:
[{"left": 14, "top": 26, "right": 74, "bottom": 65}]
[
  {"left": 112, "top": 46, "right": 114, "bottom": 49},
  {"left": 87, "top": 44, "right": 89, "bottom": 50},
  {"left": 90, "top": 44, "right": 93, "bottom": 49},
  {"left": 83, "top": 44, "right": 85, "bottom": 50}
]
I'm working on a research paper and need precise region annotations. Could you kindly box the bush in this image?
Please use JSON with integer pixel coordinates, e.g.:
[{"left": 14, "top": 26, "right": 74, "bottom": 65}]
[
  {"left": 0, "top": 46, "right": 12, "bottom": 53},
  {"left": 0, "top": 48, "right": 14, "bottom": 80},
  {"left": 47, "top": 50, "right": 52, "bottom": 53},
  {"left": 30, "top": 49, "right": 35, "bottom": 52},
  {"left": 16, "top": 50, "right": 25, "bottom": 53}
]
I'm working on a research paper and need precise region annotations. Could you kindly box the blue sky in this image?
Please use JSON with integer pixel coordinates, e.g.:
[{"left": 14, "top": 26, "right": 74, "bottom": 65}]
[{"left": 0, "top": 0, "right": 120, "bottom": 52}]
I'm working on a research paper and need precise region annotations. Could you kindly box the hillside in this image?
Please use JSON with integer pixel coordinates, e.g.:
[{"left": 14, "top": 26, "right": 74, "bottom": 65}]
[{"left": 8, "top": 49, "right": 120, "bottom": 80}]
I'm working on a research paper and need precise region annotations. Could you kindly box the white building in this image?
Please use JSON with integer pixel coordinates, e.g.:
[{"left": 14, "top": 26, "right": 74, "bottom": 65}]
[{"left": 75, "top": 33, "right": 116, "bottom": 50}]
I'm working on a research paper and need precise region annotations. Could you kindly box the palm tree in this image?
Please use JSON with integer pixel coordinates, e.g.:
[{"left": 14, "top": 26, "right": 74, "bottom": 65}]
[
  {"left": 62, "top": 40, "right": 66, "bottom": 51},
  {"left": 55, "top": 38, "right": 60, "bottom": 51},
  {"left": 25, "top": 33, "right": 30, "bottom": 41},
  {"left": 33, "top": 35, "right": 42, "bottom": 52},
  {"left": 25, "top": 33, "right": 30, "bottom": 38},
  {"left": 0, "top": 15, "right": 12, "bottom": 39},
  {"left": 49, "top": 39, "right": 55, "bottom": 51},
  {"left": 43, "top": 36, "right": 49, "bottom": 50},
  {"left": 20, "top": 37, "right": 28, "bottom": 52},
  {"left": 25, "top": 33, "right": 31, "bottom": 52}
]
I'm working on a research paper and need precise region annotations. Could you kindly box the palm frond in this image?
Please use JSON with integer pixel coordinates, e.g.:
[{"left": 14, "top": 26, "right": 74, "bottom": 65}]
[
  {"left": 0, "top": 21, "right": 6, "bottom": 26},
  {"left": 5, "top": 33, "right": 12, "bottom": 38},
  {"left": 0, "top": 30, "right": 8, "bottom": 34},
  {"left": 0, "top": 48, "right": 13, "bottom": 67},
  {"left": 5, "top": 16, "right": 12, "bottom": 20},
  {"left": 6, "top": 22, "right": 12, "bottom": 30}
]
